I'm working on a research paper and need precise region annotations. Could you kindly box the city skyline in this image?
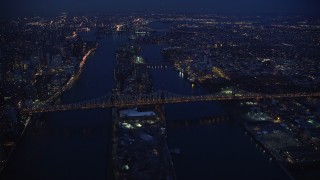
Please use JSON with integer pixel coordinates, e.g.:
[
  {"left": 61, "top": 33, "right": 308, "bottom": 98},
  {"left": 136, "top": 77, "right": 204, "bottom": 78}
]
[
  {"left": 1, "top": 0, "right": 320, "bottom": 17},
  {"left": 0, "top": 1, "right": 320, "bottom": 179}
]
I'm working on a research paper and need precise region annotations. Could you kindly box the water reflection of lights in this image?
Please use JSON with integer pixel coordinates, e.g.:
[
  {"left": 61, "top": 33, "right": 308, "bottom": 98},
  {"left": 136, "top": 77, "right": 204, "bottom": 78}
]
[{"left": 179, "top": 71, "right": 184, "bottom": 78}]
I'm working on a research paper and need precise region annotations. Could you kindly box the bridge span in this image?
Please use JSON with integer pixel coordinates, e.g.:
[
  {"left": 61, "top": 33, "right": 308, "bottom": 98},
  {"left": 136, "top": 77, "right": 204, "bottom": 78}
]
[{"left": 22, "top": 90, "right": 320, "bottom": 114}]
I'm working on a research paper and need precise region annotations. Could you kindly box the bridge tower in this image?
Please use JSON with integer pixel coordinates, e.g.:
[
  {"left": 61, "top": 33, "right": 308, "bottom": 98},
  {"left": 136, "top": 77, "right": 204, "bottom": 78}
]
[
  {"left": 160, "top": 88, "right": 167, "bottom": 101},
  {"left": 231, "top": 87, "right": 236, "bottom": 97},
  {"left": 111, "top": 89, "right": 118, "bottom": 104}
]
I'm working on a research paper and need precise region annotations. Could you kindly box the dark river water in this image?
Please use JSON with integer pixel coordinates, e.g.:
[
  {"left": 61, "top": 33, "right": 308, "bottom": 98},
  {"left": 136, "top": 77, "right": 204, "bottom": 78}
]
[{"left": 1, "top": 29, "right": 289, "bottom": 179}]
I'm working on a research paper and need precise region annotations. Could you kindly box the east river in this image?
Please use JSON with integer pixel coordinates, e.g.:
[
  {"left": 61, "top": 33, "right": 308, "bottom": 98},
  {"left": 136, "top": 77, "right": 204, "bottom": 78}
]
[{"left": 1, "top": 31, "right": 289, "bottom": 179}]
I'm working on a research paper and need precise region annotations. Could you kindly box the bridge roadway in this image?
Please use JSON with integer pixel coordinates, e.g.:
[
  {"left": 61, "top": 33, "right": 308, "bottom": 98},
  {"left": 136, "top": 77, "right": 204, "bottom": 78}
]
[{"left": 22, "top": 90, "right": 320, "bottom": 114}]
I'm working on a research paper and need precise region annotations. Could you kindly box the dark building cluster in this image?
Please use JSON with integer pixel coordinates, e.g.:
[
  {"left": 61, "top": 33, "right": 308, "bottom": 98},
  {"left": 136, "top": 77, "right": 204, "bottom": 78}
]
[{"left": 0, "top": 14, "right": 97, "bottom": 170}]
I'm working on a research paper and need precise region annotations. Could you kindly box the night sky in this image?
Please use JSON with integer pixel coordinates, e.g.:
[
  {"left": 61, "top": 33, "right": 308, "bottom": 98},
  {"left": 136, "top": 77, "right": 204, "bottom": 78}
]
[{"left": 1, "top": 0, "right": 320, "bottom": 16}]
